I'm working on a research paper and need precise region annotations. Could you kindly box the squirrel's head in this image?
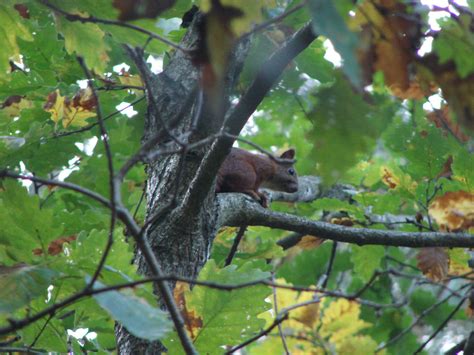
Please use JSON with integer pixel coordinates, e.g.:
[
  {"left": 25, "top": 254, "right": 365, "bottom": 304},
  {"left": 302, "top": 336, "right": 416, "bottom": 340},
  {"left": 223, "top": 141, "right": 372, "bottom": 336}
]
[{"left": 263, "top": 149, "right": 298, "bottom": 193}]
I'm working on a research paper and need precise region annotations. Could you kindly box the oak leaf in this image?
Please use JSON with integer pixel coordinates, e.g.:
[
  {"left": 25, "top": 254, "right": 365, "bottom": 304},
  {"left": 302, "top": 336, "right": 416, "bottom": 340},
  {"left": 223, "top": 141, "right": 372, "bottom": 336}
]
[{"left": 429, "top": 191, "right": 474, "bottom": 232}]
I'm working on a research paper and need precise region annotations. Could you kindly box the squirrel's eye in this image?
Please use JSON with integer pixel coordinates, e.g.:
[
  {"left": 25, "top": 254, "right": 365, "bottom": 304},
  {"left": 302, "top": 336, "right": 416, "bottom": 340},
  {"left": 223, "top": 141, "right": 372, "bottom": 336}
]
[{"left": 288, "top": 168, "right": 295, "bottom": 176}]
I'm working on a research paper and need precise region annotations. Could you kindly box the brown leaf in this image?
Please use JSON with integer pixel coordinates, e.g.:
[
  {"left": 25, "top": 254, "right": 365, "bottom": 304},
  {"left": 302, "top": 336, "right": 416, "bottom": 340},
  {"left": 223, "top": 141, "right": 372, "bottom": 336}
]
[
  {"left": 33, "top": 235, "right": 77, "bottom": 256},
  {"left": 330, "top": 217, "right": 355, "bottom": 227},
  {"left": 1, "top": 95, "right": 23, "bottom": 108},
  {"left": 429, "top": 191, "right": 474, "bottom": 232},
  {"left": 436, "top": 155, "right": 453, "bottom": 180},
  {"left": 113, "top": 0, "right": 176, "bottom": 21},
  {"left": 352, "top": 0, "right": 430, "bottom": 98},
  {"left": 416, "top": 247, "right": 449, "bottom": 282},
  {"left": 71, "top": 87, "right": 98, "bottom": 111},
  {"left": 14, "top": 4, "right": 30, "bottom": 19},
  {"left": 297, "top": 235, "right": 325, "bottom": 250}
]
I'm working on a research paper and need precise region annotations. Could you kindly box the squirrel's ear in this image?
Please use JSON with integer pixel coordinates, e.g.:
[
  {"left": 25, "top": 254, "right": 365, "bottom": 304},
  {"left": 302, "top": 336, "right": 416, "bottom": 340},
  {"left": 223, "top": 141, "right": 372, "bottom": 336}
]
[{"left": 280, "top": 149, "right": 295, "bottom": 159}]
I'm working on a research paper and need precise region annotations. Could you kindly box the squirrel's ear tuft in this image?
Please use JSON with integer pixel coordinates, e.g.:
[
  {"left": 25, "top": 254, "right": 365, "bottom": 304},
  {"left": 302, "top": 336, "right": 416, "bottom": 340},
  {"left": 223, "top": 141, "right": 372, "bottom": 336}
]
[{"left": 280, "top": 149, "right": 295, "bottom": 159}]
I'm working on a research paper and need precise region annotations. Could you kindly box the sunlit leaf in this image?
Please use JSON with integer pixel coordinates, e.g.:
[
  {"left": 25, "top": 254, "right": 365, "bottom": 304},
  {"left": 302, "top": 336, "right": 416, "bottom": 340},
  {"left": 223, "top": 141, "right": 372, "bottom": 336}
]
[{"left": 307, "top": 0, "right": 362, "bottom": 87}]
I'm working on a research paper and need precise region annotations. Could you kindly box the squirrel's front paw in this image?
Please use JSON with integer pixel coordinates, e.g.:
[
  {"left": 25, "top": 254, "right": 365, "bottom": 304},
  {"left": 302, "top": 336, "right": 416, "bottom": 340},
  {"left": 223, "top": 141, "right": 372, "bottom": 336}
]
[{"left": 258, "top": 192, "right": 269, "bottom": 208}]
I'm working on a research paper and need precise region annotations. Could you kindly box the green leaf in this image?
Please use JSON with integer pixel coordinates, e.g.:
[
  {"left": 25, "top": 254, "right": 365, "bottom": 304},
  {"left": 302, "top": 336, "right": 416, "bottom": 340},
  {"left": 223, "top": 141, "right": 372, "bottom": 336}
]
[
  {"left": 0, "top": 264, "right": 57, "bottom": 313},
  {"left": 307, "top": 0, "right": 362, "bottom": 87},
  {"left": 0, "top": 180, "right": 63, "bottom": 263},
  {"left": 383, "top": 115, "right": 457, "bottom": 180},
  {"left": 312, "top": 197, "right": 365, "bottom": 220},
  {"left": 165, "top": 260, "right": 272, "bottom": 354},
  {"left": 409, "top": 290, "right": 466, "bottom": 328},
  {"left": 90, "top": 278, "right": 172, "bottom": 341},
  {"left": 433, "top": 15, "right": 474, "bottom": 78},
  {"left": 351, "top": 245, "right": 384, "bottom": 282},
  {"left": 353, "top": 191, "right": 402, "bottom": 215},
  {"left": 296, "top": 39, "right": 334, "bottom": 83},
  {"left": 20, "top": 316, "right": 68, "bottom": 352},
  {"left": 307, "top": 73, "right": 393, "bottom": 182},
  {"left": 452, "top": 147, "right": 474, "bottom": 192},
  {"left": 67, "top": 229, "right": 138, "bottom": 285},
  {"left": 211, "top": 227, "right": 285, "bottom": 266},
  {"left": 54, "top": 13, "right": 110, "bottom": 73},
  {"left": 0, "top": 2, "right": 33, "bottom": 81}
]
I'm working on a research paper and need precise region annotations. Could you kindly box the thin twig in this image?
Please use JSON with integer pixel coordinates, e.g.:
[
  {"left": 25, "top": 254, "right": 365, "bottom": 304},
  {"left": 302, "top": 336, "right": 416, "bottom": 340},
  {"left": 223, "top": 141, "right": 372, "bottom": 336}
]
[
  {"left": 97, "top": 85, "right": 144, "bottom": 91},
  {"left": 317, "top": 241, "right": 337, "bottom": 289},
  {"left": 224, "top": 226, "right": 247, "bottom": 266},
  {"left": 133, "top": 183, "right": 146, "bottom": 220}
]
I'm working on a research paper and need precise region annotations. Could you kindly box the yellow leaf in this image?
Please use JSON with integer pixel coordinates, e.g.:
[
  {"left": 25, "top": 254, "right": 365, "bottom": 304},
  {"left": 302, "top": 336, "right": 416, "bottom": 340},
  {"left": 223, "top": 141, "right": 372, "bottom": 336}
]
[
  {"left": 269, "top": 279, "right": 320, "bottom": 330},
  {"left": 62, "top": 108, "right": 95, "bottom": 128},
  {"left": 44, "top": 88, "right": 97, "bottom": 128},
  {"left": 44, "top": 89, "right": 65, "bottom": 125},
  {"left": 429, "top": 191, "right": 474, "bottom": 232},
  {"left": 320, "top": 299, "right": 371, "bottom": 344},
  {"left": 380, "top": 165, "right": 417, "bottom": 192}
]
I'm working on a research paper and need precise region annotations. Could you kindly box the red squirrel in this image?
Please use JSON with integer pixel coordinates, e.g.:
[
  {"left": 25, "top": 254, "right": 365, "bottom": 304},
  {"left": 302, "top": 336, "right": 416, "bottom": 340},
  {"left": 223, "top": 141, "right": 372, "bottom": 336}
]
[{"left": 216, "top": 147, "right": 298, "bottom": 207}]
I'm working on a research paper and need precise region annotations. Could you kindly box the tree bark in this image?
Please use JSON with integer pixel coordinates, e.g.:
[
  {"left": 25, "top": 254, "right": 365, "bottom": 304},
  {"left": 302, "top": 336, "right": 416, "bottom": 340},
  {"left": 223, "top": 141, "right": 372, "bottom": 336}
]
[{"left": 115, "top": 13, "right": 250, "bottom": 353}]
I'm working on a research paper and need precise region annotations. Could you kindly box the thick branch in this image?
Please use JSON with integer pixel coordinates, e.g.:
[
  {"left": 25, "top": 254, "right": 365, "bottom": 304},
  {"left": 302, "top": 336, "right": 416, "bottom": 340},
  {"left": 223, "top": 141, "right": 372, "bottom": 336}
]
[
  {"left": 262, "top": 176, "right": 322, "bottom": 203},
  {"left": 217, "top": 194, "right": 474, "bottom": 248}
]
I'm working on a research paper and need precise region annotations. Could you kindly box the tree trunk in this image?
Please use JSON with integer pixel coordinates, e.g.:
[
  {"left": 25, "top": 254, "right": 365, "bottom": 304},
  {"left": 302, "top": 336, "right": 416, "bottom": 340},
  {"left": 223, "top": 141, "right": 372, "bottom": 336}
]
[{"left": 115, "top": 13, "right": 250, "bottom": 353}]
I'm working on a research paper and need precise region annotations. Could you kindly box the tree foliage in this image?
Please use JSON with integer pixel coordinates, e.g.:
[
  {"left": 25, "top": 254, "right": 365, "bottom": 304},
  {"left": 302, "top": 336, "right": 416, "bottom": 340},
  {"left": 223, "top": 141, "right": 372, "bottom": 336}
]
[{"left": 0, "top": 0, "right": 473, "bottom": 354}]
